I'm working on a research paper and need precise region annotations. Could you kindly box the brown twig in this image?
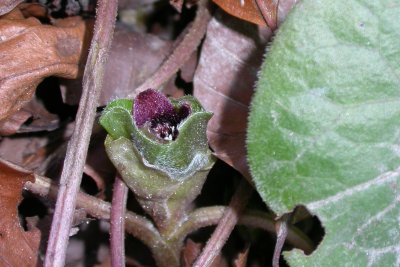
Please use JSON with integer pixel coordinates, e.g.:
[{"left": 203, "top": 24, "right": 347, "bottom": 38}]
[
  {"left": 192, "top": 179, "right": 253, "bottom": 267},
  {"left": 110, "top": 175, "right": 128, "bottom": 267},
  {"left": 43, "top": 1, "right": 118, "bottom": 266},
  {"left": 126, "top": 0, "right": 211, "bottom": 98}
]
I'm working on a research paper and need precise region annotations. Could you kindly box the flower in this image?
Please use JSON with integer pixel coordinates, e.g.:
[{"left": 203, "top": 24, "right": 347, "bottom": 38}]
[
  {"left": 133, "top": 89, "right": 190, "bottom": 141},
  {"left": 99, "top": 88, "right": 214, "bottom": 181},
  {"left": 99, "top": 90, "right": 216, "bottom": 228}
]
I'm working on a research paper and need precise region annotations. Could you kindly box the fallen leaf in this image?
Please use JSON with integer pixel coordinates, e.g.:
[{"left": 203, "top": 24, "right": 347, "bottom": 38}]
[
  {"left": 170, "top": 0, "right": 184, "bottom": 13},
  {"left": 0, "top": 158, "right": 41, "bottom": 266},
  {"left": 0, "top": 6, "right": 89, "bottom": 122},
  {"left": 0, "top": 91, "right": 63, "bottom": 136},
  {"left": 193, "top": 10, "right": 271, "bottom": 179},
  {"left": 212, "top": 0, "right": 267, "bottom": 26},
  {"left": 193, "top": 3, "right": 297, "bottom": 179},
  {"left": 0, "top": 109, "right": 31, "bottom": 135},
  {"left": 233, "top": 244, "right": 250, "bottom": 267},
  {"left": 17, "top": 95, "right": 62, "bottom": 134},
  {"left": 0, "top": 0, "right": 23, "bottom": 16},
  {"left": 62, "top": 28, "right": 172, "bottom": 106},
  {"left": 181, "top": 239, "right": 202, "bottom": 267},
  {"left": 212, "top": 0, "right": 297, "bottom": 27},
  {"left": 18, "top": 3, "right": 48, "bottom": 19},
  {"left": 99, "top": 29, "right": 172, "bottom": 105}
]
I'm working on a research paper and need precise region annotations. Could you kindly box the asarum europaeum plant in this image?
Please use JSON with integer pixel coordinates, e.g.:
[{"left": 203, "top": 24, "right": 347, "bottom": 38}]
[{"left": 100, "top": 89, "right": 215, "bottom": 232}]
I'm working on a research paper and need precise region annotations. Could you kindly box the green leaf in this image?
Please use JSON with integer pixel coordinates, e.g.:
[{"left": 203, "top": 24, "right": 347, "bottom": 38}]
[{"left": 247, "top": 0, "right": 400, "bottom": 266}]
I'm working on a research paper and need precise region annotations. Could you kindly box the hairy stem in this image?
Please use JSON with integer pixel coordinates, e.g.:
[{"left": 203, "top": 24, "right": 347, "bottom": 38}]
[
  {"left": 110, "top": 176, "right": 128, "bottom": 267},
  {"left": 43, "top": 1, "right": 118, "bottom": 266},
  {"left": 127, "top": 0, "right": 211, "bottom": 98},
  {"left": 26, "top": 173, "right": 313, "bottom": 266},
  {"left": 192, "top": 179, "right": 253, "bottom": 267},
  {"left": 26, "top": 174, "right": 179, "bottom": 267},
  {"left": 173, "top": 207, "right": 314, "bottom": 255},
  {"left": 273, "top": 214, "right": 290, "bottom": 267}
]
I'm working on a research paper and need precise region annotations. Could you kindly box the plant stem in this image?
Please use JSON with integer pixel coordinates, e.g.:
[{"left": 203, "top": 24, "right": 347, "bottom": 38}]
[
  {"left": 127, "top": 0, "right": 211, "bottom": 98},
  {"left": 173, "top": 207, "right": 314, "bottom": 254},
  {"left": 43, "top": 1, "right": 118, "bottom": 264},
  {"left": 26, "top": 174, "right": 179, "bottom": 267},
  {"left": 192, "top": 179, "right": 253, "bottom": 267},
  {"left": 110, "top": 176, "right": 128, "bottom": 267},
  {"left": 272, "top": 214, "right": 290, "bottom": 267},
  {"left": 26, "top": 173, "right": 313, "bottom": 265}
]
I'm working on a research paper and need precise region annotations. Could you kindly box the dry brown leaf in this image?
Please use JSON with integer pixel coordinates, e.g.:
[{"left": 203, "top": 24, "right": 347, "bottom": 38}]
[
  {"left": 99, "top": 29, "right": 172, "bottom": 105},
  {"left": 17, "top": 96, "right": 61, "bottom": 133},
  {"left": 62, "top": 28, "right": 172, "bottom": 106},
  {"left": 233, "top": 244, "right": 250, "bottom": 267},
  {"left": 0, "top": 0, "right": 23, "bottom": 16},
  {"left": 0, "top": 6, "right": 89, "bottom": 123},
  {"left": 0, "top": 109, "right": 31, "bottom": 135},
  {"left": 0, "top": 158, "right": 41, "bottom": 266},
  {"left": 194, "top": 10, "right": 271, "bottom": 179},
  {"left": 193, "top": 3, "right": 296, "bottom": 179},
  {"left": 181, "top": 239, "right": 202, "bottom": 267},
  {"left": 212, "top": 0, "right": 267, "bottom": 26},
  {"left": 212, "top": 0, "right": 298, "bottom": 28},
  {"left": 18, "top": 3, "right": 48, "bottom": 19},
  {"left": 0, "top": 92, "right": 63, "bottom": 136},
  {"left": 170, "top": 0, "right": 184, "bottom": 13}
]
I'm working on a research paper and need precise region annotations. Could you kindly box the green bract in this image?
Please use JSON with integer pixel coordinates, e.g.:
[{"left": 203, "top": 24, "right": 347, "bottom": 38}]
[
  {"left": 100, "top": 96, "right": 214, "bottom": 181},
  {"left": 100, "top": 93, "right": 215, "bottom": 231}
]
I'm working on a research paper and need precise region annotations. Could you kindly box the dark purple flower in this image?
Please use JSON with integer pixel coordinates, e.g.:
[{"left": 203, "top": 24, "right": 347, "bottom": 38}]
[{"left": 133, "top": 89, "right": 190, "bottom": 141}]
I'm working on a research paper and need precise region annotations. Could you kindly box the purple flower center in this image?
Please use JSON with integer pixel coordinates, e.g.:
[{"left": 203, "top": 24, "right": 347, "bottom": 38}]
[{"left": 133, "top": 89, "right": 190, "bottom": 141}]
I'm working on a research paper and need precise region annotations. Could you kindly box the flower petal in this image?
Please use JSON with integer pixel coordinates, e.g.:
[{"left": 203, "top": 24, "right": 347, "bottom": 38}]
[{"left": 133, "top": 89, "right": 175, "bottom": 127}]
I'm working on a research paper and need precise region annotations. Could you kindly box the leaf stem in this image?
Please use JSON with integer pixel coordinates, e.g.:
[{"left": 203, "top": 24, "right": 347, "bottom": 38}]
[
  {"left": 192, "top": 179, "right": 253, "bottom": 267},
  {"left": 110, "top": 175, "right": 128, "bottom": 267},
  {"left": 273, "top": 214, "right": 290, "bottom": 267},
  {"left": 43, "top": 1, "right": 118, "bottom": 265},
  {"left": 173, "top": 207, "right": 314, "bottom": 255},
  {"left": 127, "top": 0, "right": 211, "bottom": 98}
]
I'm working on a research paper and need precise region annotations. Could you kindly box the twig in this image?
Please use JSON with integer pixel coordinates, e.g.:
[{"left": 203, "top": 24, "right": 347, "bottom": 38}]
[
  {"left": 192, "top": 179, "right": 253, "bottom": 267},
  {"left": 110, "top": 175, "right": 128, "bottom": 267},
  {"left": 26, "top": 174, "right": 179, "bottom": 267},
  {"left": 273, "top": 214, "right": 290, "bottom": 267},
  {"left": 126, "top": 0, "right": 211, "bottom": 98},
  {"left": 43, "top": 1, "right": 118, "bottom": 266}
]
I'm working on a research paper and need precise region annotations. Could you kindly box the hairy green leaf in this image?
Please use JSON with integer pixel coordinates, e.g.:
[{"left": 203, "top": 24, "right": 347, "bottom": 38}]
[{"left": 247, "top": 0, "right": 400, "bottom": 265}]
